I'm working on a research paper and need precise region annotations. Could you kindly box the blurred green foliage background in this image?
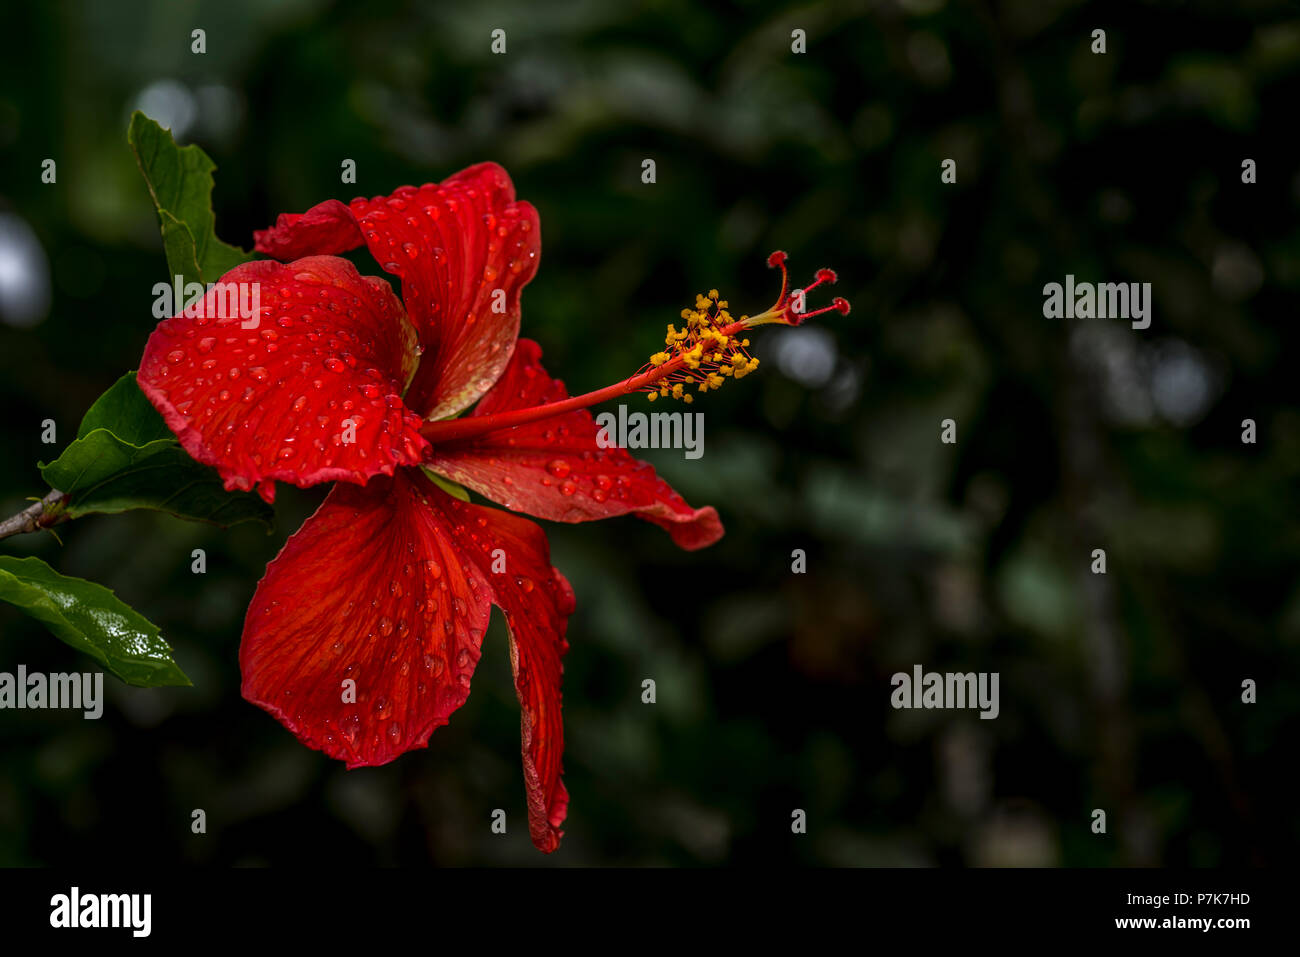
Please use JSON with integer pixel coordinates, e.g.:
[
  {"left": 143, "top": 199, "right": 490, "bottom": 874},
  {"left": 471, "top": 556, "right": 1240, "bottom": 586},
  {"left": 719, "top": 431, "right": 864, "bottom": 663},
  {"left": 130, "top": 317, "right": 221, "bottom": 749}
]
[{"left": 1, "top": 0, "right": 1297, "bottom": 866}]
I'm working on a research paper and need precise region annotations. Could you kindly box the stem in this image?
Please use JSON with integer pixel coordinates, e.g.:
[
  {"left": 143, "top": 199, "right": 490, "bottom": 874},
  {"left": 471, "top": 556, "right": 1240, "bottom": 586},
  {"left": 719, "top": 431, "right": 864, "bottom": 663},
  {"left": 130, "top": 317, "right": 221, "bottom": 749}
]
[
  {"left": 420, "top": 319, "right": 750, "bottom": 445},
  {"left": 0, "top": 490, "right": 67, "bottom": 542}
]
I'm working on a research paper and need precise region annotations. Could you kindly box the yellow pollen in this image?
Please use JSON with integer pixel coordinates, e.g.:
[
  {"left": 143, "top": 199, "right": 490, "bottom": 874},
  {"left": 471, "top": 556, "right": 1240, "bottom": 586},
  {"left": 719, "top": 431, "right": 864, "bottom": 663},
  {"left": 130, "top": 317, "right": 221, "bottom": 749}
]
[{"left": 642, "top": 283, "right": 763, "bottom": 403}]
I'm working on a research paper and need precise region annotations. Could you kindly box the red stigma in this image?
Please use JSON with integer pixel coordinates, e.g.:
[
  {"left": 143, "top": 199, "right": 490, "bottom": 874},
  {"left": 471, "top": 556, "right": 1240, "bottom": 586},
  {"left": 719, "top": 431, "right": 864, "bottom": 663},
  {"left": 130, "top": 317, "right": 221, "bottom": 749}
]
[{"left": 758, "top": 250, "right": 849, "bottom": 325}]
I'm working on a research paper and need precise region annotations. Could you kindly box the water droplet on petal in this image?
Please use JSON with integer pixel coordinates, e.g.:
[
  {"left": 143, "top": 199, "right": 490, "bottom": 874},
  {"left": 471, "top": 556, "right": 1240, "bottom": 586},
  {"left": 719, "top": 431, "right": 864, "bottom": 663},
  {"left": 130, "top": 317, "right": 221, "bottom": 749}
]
[{"left": 546, "top": 459, "right": 571, "bottom": 478}]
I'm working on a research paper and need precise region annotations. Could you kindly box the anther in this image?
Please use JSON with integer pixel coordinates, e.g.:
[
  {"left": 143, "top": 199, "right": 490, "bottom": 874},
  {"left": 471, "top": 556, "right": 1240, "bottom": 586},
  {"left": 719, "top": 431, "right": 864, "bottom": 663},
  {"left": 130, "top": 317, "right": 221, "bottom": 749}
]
[{"left": 637, "top": 251, "right": 847, "bottom": 403}]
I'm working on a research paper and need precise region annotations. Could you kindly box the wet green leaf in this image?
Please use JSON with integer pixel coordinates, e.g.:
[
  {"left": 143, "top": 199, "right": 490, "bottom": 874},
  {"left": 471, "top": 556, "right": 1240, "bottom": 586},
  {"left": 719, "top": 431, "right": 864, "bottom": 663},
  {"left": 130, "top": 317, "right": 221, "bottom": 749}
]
[
  {"left": 128, "top": 111, "right": 252, "bottom": 286},
  {"left": 40, "top": 373, "right": 273, "bottom": 528},
  {"left": 0, "top": 555, "right": 190, "bottom": 687}
]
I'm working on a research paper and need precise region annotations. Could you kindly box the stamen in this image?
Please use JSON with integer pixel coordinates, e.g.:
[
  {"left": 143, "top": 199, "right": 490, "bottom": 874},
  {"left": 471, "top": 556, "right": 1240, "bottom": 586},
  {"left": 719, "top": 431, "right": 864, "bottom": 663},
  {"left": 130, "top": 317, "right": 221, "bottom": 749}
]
[
  {"left": 636, "top": 252, "right": 848, "bottom": 401},
  {"left": 631, "top": 287, "right": 758, "bottom": 402},
  {"left": 419, "top": 251, "right": 849, "bottom": 443}
]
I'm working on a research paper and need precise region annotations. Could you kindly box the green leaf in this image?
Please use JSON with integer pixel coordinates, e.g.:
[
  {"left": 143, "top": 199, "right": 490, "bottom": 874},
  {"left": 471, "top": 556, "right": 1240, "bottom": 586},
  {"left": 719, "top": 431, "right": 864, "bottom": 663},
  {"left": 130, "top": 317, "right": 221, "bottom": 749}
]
[
  {"left": 424, "top": 469, "right": 471, "bottom": 503},
  {"left": 42, "top": 436, "right": 274, "bottom": 527},
  {"left": 0, "top": 556, "right": 191, "bottom": 687},
  {"left": 128, "top": 111, "right": 252, "bottom": 286},
  {"left": 39, "top": 372, "right": 273, "bottom": 529},
  {"left": 75, "top": 370, "right": 173, "bottom": 445}
]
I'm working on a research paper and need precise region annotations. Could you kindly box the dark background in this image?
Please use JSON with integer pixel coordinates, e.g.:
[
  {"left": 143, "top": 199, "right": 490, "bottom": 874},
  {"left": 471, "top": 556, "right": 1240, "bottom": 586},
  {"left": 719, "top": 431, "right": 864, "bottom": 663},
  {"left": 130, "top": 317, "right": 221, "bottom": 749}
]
[{"left": 0, "top": 0, "right": 1296, "bottom": 866}]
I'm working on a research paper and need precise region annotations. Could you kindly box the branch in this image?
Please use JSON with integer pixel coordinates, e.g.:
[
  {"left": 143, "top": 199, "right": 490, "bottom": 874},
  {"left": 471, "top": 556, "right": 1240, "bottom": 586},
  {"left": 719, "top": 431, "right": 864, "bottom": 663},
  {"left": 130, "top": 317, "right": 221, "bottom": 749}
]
[{"left": 0, "top": 490, "right": 67, "bottom": 542}]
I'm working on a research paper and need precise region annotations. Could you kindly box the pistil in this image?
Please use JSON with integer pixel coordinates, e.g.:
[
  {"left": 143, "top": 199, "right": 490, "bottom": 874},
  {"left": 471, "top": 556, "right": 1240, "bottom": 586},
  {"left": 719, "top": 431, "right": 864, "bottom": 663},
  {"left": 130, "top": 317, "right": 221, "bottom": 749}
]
[{"left": 418, "top": 252, "right": 847, "bottom": 446}]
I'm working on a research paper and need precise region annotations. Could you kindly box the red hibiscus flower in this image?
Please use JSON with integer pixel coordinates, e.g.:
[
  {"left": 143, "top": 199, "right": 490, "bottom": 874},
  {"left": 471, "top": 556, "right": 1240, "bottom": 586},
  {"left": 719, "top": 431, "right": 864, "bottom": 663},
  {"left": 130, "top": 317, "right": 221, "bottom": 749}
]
[{"left": 137, "top": 163, "right": 846, "bottom": 853}]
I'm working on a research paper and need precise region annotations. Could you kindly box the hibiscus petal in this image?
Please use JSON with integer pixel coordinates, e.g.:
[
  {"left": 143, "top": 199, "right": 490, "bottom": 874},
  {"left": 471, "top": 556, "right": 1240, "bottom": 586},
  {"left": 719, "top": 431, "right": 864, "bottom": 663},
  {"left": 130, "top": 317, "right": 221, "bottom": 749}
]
[
  {"left": 253, "top": 163, "right": 541, "bottom": 421},
  {"left": 138, "top": 256, "right": 429, "bottom": 503},
  {"left": 240, "top": 469, "right": 574, "bottom": 852},
  {"left": 252, "top": 200, "right": 363, "bottom": 260},
  {"left": 425, "top": 489, "right": 575, "bottom": 853},
  {"left": 241, "top": 471, "right": 492, "bottom": 770},
  {"left": 428, "top": 339, "right": 724, "bottom": 550}
]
